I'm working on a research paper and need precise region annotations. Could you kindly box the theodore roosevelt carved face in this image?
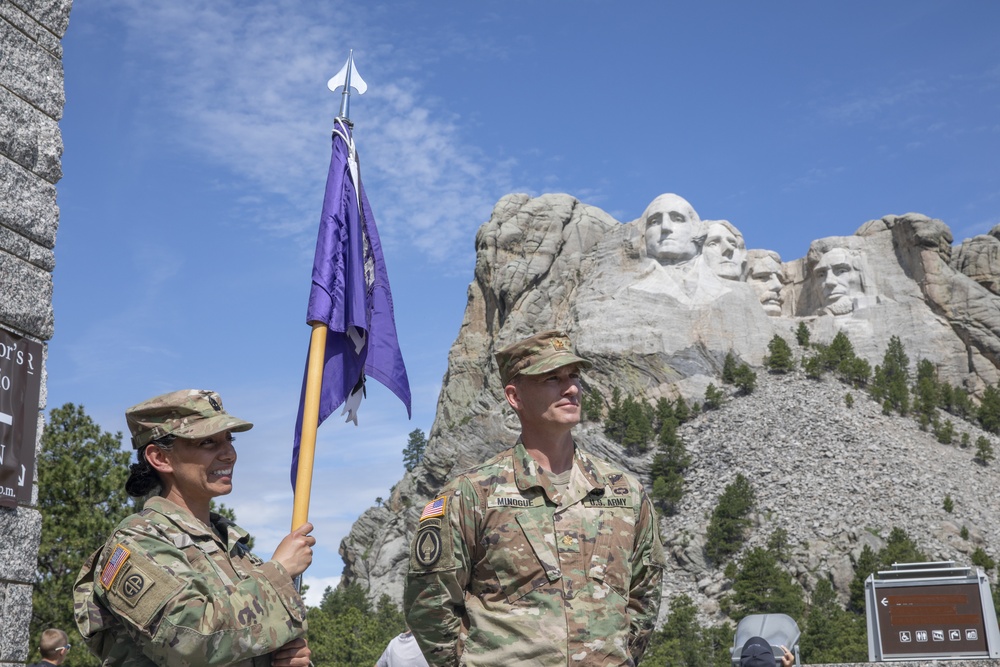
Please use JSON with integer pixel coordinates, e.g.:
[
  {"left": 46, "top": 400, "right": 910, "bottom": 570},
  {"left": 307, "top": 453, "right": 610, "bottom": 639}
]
[{"left": 747, "top": 250, "right": 784, "bottom": 316}]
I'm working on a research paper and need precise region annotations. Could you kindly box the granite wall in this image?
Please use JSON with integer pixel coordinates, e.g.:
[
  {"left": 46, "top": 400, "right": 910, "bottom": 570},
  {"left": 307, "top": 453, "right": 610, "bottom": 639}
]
[{"left": 0, "top": 1, "right": 72, "bottom": 665}]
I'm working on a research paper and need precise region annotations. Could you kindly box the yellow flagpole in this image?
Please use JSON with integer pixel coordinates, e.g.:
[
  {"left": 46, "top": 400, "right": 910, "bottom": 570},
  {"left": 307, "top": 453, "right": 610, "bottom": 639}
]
[{"left": 291, "top": 321, "right": 328, "bottom": 530}]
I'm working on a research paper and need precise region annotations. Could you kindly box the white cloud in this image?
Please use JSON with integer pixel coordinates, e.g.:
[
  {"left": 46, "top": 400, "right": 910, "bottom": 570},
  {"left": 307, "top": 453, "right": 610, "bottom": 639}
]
[
  {"left": 104, "top": 0, "right": 513, "bottom": 265},
  {"left": 822, "top": 79, "right": 934, "bottom": 125},
  {"left": 301, "top": 574, "right": 341, "bottom": 607}
]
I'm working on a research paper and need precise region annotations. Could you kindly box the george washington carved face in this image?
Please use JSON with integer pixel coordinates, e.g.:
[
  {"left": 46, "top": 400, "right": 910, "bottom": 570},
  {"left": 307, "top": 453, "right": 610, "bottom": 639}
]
[{"left": 642, "top": 194, "right": 703, "bottom": 264}]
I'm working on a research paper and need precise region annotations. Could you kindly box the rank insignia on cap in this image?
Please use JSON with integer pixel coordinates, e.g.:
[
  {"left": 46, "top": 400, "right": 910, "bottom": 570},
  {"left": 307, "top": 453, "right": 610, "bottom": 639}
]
[
  {"left": 100, "top": 544, "right": 131, "bottom": 588},
  {"left": 420, "top": 496, "right": 446, "bottom": 522}
]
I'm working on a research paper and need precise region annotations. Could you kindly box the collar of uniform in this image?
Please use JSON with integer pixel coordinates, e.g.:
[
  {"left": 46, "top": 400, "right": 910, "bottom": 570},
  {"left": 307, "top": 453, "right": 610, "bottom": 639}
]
[
  {"left": 142, "top": 496, "right": 249, "bottom": 548},
  {"left": 512, "top": 440, "right": 606, "bottom": 494}
]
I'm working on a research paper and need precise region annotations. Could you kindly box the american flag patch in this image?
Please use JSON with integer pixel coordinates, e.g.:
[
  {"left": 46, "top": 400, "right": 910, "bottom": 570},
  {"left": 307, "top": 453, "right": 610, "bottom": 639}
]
[
  {"left": 100, "top": 544, "right": 131, "bottom": 588},
  {"left": 420, "top": 497, "right": 446, "bottom": 521}
]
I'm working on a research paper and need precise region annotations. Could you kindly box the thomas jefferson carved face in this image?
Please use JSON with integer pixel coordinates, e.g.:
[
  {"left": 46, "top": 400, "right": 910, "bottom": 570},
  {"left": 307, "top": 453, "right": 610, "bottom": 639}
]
[
  {"left": 748, "top": 253, "right": 784, "bottom": 316},
  {"left": 642, "top": 194, "right": 702, "bottom": 264},
  {"left": 703, "top": 221, "right": 746, "bottom": 281},
  {"left": 814, "top": 247, "right": 863, "bottom": 315}
]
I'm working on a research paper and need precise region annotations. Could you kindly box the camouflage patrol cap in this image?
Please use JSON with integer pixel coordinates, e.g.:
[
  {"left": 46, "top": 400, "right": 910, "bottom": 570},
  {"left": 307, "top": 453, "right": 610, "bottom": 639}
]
[
  {"left": 125, "top": 389, "right": 253, "bottom": 450},
  {"left": 495, "top": 330, "right": 592, "bottom": 386}
]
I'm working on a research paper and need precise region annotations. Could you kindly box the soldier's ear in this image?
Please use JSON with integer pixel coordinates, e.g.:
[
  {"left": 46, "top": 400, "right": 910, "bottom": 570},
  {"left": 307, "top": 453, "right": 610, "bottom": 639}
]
[
  {"left": 504, "top": 382, "right": 522, "bottom": 412},
  {"left": 144, "top": 444, "right": 174, "bottom": 475}
]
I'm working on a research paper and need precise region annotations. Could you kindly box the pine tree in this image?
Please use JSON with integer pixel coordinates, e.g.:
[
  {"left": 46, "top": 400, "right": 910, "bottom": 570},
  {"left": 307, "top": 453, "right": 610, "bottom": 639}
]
[
  {"left": 604, "top": 387, "right": 625, "bottom": 440},
  {"left": 800, "top": 578, "right": 868, "bottom": 664},
  {"left": 704, "top": 383, "right": 725, "bottom": 410},
  {"left": 977, "top": 385, "right": 1000, "bottom": 434},
  {"left": 722, "top": 546, "right": 805, "bottom": 622},
  {"left": 871, "top": 336, "right": 910, "bottom": 414},
  {"left": 402, "top": 428, "right": 427, "bottom": 472},
  {"left": 880, "top": 527, "right": 927, "bottom": 568},
  {"left": 31, "top": 404, "right": 133, "bottom": 667},
  {"left": 975, "top": 435, "right": 995, "bottom": 464},
  {"left": 308, "top": 586, "right": 405, "bottom": 667},
  {"left": 765, "top": 334, "right": 794, "bottom": 373},
  {"left": 621, "top": 396, "right": 654, "bottom": 452},
  {"left": 824, "top": 331, "right": 856, "bottom": 371},
  {"left": 839, "top": 356, "right": 872, "bottom": 388},
  {"left": 913, "top": 359, "right": 939, "bottom": 424},
  {"left": 722, "top": 352, "right": 739, "bottom": 384},
  {"left": 795, "top": 321, "right": 811, "bottom": 347},
  {"left": 674, "top": 396, "right": 691, "bottom": 424},
  {"left": 604, "top": 393, "right": 654, "bottom": 452},
  {"left": 848, "top": 544, "right": 879, "bottom": 613},
  {"left": 934, "top": 419, "right": 954, "bottom": 445},
  {"left": 651, "top": 418, "right": 691, "bottom": 515},
  {"left": 652, "top": 472, "right": 685, "bottom": 516},
  {"left": 581, "top": 388, "right": 604, "bottom": 422},
  {"left": 643, "top": 595, "right": 733, "bottom": 667},
  {"left": 952, "top": 386, "right": 974, "bottom": 420},
  {"left": 972, "top": 547, "right": 996, "bottom": 572},
  {"left": 803, "top": 354, "right": 825, "bottom": 380},
  {"left": 705, "top": 474, "right": 755, "bottom": 563},
  {"left": 654, "top": 397, "right": 674, "bottom": 430},
  {"left": 733, "top": 364, "right": 757, "bottom": 395}
]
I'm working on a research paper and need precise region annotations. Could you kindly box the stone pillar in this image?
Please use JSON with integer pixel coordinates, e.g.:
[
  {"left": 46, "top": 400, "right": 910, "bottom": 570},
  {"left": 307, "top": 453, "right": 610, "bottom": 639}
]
[{"left": 0, "top": 1, "right": 72, "bottom": 665}]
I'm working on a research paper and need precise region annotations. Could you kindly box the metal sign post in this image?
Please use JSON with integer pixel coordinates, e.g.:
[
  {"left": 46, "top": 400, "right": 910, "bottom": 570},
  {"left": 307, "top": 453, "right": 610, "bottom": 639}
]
[{"left": 866, "top": 561, "right": 1000, "bottom": 661}]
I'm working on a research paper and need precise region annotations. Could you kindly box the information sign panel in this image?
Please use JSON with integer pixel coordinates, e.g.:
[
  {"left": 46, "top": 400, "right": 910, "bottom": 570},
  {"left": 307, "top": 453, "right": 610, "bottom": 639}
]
[
  {"left": 0, "top": 329, "right": 43, "bottom": 508},
  {"left": 868, "top": 570, "right": 1000, "bottom": 661},
  {"left": 873, "top": 582, "right": 987, "bottom": 657}
]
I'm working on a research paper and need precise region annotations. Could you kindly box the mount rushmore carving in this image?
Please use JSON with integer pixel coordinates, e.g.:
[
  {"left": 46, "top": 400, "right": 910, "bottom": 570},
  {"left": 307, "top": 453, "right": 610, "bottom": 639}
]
[{"left": 339, "top": 191, "right": 1000, "bottom": 608}]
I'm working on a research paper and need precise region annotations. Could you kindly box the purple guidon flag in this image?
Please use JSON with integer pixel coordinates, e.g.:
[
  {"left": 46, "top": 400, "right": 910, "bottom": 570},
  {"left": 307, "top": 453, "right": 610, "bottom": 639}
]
[{"left": 291, "top": 118, "right": 411, "bottom": 488}]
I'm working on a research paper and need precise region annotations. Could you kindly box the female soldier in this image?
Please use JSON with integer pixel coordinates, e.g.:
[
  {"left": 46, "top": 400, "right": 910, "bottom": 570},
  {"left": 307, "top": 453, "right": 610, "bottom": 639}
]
[{"left": 74, "top": 389, "right": 315, "bottom": 666}]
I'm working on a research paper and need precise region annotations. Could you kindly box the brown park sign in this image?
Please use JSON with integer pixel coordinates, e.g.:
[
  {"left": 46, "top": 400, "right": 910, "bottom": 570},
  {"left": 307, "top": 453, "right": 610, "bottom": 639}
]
[
  {"left": 867, "top": 562, "right": 1000, "bottom": 661},
  {"left": 0, "top": 329, "right": 43, "bottom": 508}
]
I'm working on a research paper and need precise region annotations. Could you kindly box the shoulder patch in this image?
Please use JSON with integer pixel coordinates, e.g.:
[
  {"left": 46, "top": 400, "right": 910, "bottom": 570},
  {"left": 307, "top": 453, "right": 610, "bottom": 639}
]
[
  {"left": 104, "top": 544, "right": 184, "bottom": 630},
  {"left": 419, "top": 496, "right": 447, "bottom": 521},
  {"left": 100, "top": 544, "right": 131, "bottom": 589},
  {"left": 414, "top": 523, "right": 443, "bottom": 567}
]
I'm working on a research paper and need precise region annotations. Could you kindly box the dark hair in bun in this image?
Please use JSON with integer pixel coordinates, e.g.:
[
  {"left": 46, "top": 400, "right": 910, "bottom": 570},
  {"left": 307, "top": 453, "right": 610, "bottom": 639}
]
[{"left": 124, "top": 434, "right": 175, "bottom": 498}]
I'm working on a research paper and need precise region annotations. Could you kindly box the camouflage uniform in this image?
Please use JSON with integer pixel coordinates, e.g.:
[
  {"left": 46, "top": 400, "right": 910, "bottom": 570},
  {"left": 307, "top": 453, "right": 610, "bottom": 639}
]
[
  {"left": 404, "top": 440, "right": 667, "bottom": 666},
  {"left": 73, "top": 495, "right": 307, "bottom": 666}
]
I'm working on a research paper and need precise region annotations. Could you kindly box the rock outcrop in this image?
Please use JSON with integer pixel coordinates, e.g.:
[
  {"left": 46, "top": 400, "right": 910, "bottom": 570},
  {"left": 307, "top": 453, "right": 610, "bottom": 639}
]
[{"left": 339, "top": 192, "right": 1000, "bottom": 622}]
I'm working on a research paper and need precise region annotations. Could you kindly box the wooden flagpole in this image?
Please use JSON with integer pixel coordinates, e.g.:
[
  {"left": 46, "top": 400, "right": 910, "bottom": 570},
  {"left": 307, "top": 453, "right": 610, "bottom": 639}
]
[{"left": 291, "top": 321, "right": 327, "bottom": 530}]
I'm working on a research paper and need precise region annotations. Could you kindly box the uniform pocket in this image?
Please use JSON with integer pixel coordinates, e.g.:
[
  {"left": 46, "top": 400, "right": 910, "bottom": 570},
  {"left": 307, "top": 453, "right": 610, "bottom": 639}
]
[
  {"left": 588, "top": 508, "right": 633, "bottom": 601},
  {"left": 481, "top": 511, "right": 559, "bottom": 603}
]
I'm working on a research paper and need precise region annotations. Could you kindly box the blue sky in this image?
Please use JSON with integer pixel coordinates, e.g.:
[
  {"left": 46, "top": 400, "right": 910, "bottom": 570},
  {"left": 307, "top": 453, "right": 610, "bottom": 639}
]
[{"left": 52, "top": 1, "right": 1000, "bottom": 601}]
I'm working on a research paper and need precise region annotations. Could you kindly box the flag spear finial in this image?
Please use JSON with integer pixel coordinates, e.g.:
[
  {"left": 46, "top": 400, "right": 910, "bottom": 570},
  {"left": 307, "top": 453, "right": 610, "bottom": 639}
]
[{"left": 327, "top": 50, "right": 368, "bottom": 121}]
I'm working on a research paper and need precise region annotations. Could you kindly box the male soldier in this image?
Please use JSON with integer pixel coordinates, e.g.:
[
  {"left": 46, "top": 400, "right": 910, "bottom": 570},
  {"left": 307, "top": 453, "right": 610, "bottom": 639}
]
[{"left": 404, "top": 330, "right": 666, "bottom": 666}]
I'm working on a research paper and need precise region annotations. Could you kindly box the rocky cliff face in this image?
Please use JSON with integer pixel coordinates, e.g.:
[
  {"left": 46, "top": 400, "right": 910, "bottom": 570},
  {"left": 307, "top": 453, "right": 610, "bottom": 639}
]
[{"left": 339, "top": 193, "right": 1000, "bottom": 620}]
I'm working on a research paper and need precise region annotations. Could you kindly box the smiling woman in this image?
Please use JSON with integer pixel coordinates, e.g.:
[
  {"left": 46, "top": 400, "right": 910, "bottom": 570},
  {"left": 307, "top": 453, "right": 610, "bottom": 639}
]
[{"left": 72, "top": 389, "right": 317, "bottom": 667}]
